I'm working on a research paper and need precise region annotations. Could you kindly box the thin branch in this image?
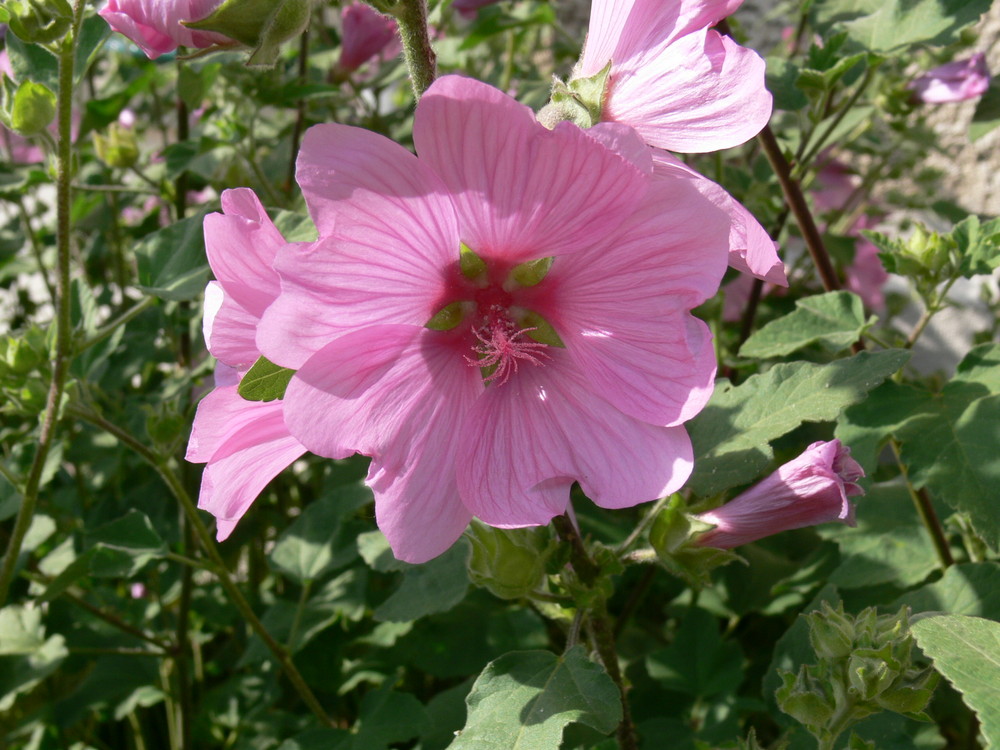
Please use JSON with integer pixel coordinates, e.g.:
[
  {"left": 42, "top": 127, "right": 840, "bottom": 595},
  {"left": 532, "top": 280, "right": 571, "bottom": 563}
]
[{"left": 391, "top": 0, "right": 436, "bottom": 98}]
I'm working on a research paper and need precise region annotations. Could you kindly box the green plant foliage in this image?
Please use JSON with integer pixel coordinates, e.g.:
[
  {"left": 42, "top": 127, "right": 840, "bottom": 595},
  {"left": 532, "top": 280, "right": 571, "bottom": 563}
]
[
  {"left": 135, "top": 209, "right": 212, "bottom": 301},
  {"left": 688, "top": 350, "right": 909, "bottom": 496},
  {"left": 374, "top": 540, "right": 471, "bottom": 623},
  {"left": 739, "top": 291, "right": 874, "bottom": 358},
  {"left": 450, "top": 647, "right": 622, "bottom": 748},
  {"left": 911, "top": 615, "right": 1000, "bottom": 749},
  {"left": 811, "top": 0, "right": 991, "bottom": 52},
  {"left": 646, "top": 607, "right": 743, "bottom": 698},
  {"left": 970, "top": 82, "right": 1000, "bottom": 142},
  {"left": 237, "top": 355, "right": 297, "bottom": 402},
  {"left": 0, "top": 605, "right": 68, "bottom": 711}
]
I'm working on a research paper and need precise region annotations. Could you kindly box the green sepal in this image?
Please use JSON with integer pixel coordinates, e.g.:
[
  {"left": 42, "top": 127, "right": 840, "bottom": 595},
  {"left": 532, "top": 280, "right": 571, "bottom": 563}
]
[
  {"left": 425, "top": 301, "right": 470, "bottom": 331},
  {"left": 237, "top": 356, "right": 296, "bottom": 402},
  {"left": 538, "top": 61, "right": 612, "bottom": 130},
  {"left": 459, "top": 242, "right": 487, "bottom": 281},
  {"left": 518, "top": 309, "right": 564, "bottom": 348},
  {"left": 184, "top": 0, "right": 312, "bottom": 67},
  {"left": 510, "top": 256, "right": 552, "bottom": 287}
]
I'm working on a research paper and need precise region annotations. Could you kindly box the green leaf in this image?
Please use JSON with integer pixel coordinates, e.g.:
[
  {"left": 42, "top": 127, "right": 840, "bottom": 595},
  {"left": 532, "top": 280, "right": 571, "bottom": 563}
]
[
  {"left": 135, "top": 209, "right": 210, "bottom": 301},
  {"left": 739, "top": 291, "right": 873, "bottom": 358},
  {"left": 687, "top": 350, "right": 909, "bottom": 496},
  {"left": 821, "top": 484, "right": 940, "bottom": 590},
  {"left": 449, "top": 646, "right": 622, "bottom": 749},
  {"left": 894, "top": 344, "right": 1000, "bottom": 547},
  {"left": 237, "top": 355, "right": 296, "bottom": 402},
  {"left": 353, "top": 685, "right": 431, "bottom": 749},
  {"left": 912, "top": 615, "right": 1000, "bottom": 748},
  {"left": 3, "top": 32, "right": 58, "bottom": 90},
  {"left": 271, "top": 496, "right": 362, "bottom": 583},
  {"left": 812, "top": 0, "right": 991, "bottom": 52},
  {"left": 358, "top": 529, "right": 410, "bottom": 572},
  {"left": 646, "top": 608, "right": 743, "bottom": 698},
  {"left": 277, "top": 730, "right": 352, "bottom": 750},
  {"left": 970, "top": 82, "right": 1000, "bottom": 142},
  {"left": 0, "top": 605, "right": 68, "bottom": 711},
  {"left": 953, "top": 215, "right": 1000, "bottom": 277},
  {"left": 893, "top": 562, "right": 1000, "bottom": 619},
  {"left": 74, "top": 14, "right": 111, "bottom": 85},
  {"left": 765, "top": 58, "right": 809, "bottom": 111},
  {"left": 374, "top": 540, "right": 470, "bottom": 623}
]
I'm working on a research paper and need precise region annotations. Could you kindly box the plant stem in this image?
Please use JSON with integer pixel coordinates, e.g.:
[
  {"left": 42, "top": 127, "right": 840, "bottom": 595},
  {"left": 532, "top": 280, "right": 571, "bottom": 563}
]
[
  {"left": 552, "top": 514, "right": 637, "bottom": 750},
  {"left": 758, "top": 123, "right": 842, "bottom": 294},
  {"left": 69, "top": 404, "right": 336, "bottom": 727},
  {"left": 890, "top": 439, "right": 954, "bottom": 568},
  {"left": 392, "top": 0, "right": 436, "bottom": 98},
  {"left": 0, "top": 0, "right": 85, "bottom": 608},
  {"left": 75, "top": 296, "right": 156, "bottom": 355}
]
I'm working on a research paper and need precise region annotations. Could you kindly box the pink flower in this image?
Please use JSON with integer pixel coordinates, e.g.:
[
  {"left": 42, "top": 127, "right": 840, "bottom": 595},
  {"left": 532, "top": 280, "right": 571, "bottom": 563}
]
[
  {"left": 186, "top": 189, "right": 306, "bottom": 541},
  {"left": 99, "top": 0, "right": 232, "bottom": 59},
  {"left": 257, "top": 75, "right": 731, "bottom": 563},
  {"left": 908, "top": 53, "right": 990, "bottom": 104},
  {"left": 576, "top": 0, "right": 771, "bottom": 154},
  {"left": 336, "top": 3, "right": 398, "bottom": 74},
  {"left": 572, "top": 0, "right": 784, "bottom": 285},
  {"left": 452, "top": 0, "right": 503, "bottom": 17},
  {"left": 695, "top": 440, "right": 864, "bottom": 549}
]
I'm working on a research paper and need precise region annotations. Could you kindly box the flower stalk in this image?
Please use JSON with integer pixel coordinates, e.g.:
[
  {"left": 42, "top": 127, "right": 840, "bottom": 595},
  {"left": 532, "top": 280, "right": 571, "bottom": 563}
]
[
  {"left": 390, "top": 0, "right": 436, "bottom": 98},
  {"left": 0, "top": 0, "right": 85, "bottom": 608}
]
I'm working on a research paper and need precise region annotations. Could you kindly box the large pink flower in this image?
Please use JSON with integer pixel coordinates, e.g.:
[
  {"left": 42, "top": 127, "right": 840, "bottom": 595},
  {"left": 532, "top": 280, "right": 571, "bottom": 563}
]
[
  {"left": 99, "top": 0, "right": 232, "bottom": 58},
  {"left": 258, "top": 76, "right": 731, "bottom": 563},
  {"left": 573, "top": 0, "right": 784, "bottom": 285},
  {"left": 695, "top": 440, "right": 864, "bottom": 549},
  {"left": 186, "top": 189, "right": 306, "bottom": 541}
]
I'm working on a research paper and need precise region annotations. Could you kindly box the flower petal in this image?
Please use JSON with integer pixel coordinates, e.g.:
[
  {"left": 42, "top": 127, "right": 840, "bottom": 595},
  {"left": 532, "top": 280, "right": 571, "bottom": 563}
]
[
  {"left": 413, "top": 75, "right": 647, "bottom": 262},
  {"left": 185, "top": 386, "right": 306, "bottom": 541},
  {"left": 203, "top": 282, "right": 261, "bottom": 368},
  {"left": 456, "top": 351, "right": 693, "bottom": 527},
  {"left": 295, "top": 122, "right": 459, "bottom": 245},
  {"left": 257, "top": 229, "right": 460, "bottom": 369},
  {"left": 282, "top": 325, "right": 482, "bottom": 462},
  {"left": 652, "top": 150, "right": 786, "bottom": 284},
  {"left": 607, "top": 29, "right": 771, "bottom": 153},
  {"left": 204, "top": 188, "right": 284, "bottom": 318},
  {"left": 521, "top": 178, "right": 726, "bottom": 425},
  {"left": 579, "top": 0, "right": 745, "bottom": 76}
]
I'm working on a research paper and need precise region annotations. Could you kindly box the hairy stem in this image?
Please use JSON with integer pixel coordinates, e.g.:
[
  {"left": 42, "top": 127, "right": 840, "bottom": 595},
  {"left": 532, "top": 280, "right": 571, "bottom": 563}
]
[
  {"left": 0, "top": 0, "right": 86, "bottom": 607},
  {"left": 392, "top": 0, "right": 436, "bottom": 98}
]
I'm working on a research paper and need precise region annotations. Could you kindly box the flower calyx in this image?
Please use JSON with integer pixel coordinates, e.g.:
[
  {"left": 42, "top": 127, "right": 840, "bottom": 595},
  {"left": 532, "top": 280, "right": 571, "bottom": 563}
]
[
  {"left": 184, "top": 0, "right": 313, "bottom": 67},
  {"left": 537, "top": 61, "right": 611, "bottom": 130}
]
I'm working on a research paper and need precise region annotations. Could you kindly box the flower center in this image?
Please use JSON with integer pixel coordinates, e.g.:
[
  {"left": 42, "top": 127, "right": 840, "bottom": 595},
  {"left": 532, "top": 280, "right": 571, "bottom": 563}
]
[
  {"left": 466, "top": 305, "right": 550, "bottom": 386},
  {"left": 425, "top": 246, "right": 564, "bottom": 386}
]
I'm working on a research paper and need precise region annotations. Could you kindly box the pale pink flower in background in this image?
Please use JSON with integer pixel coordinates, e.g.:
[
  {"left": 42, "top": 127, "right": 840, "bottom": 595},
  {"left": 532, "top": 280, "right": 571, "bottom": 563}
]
[
  {"left": 695, "top": 440, "right": 864, "bottom": 549},
  {"left": 186, "top": 189, "right": 306, "bottom": 541},
  {"left": 258, "top": 75, "right": 731, "bottom": 563},
  {"left": 99, "top": 0, "right": 232, "bottom": 58},
  {"left": 452, "top": 0, "right": 504, "bottom": 18},
  {"left": 573, "top": 0, "right": 785, "bottom": 285},
  {"left": 908, "top": 53, "right": 990, "bottom": 104},
  {"left": 335, "top": 2, "right": 398, "bottom": 74}
]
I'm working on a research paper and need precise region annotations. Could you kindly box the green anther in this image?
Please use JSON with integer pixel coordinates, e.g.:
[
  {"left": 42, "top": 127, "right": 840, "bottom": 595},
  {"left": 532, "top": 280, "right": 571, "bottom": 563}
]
[
  {"left": 425, "top": 301, "right": 469, "bottom": 331},
  {"left": 510, "top": 257, "right": 553, "bottom": 287},
  {"left": 519, "top": 310, "right": 564, "bottom": 347},
  {"left": 460, "top": 243, "right": 487, "bottom": 280}
]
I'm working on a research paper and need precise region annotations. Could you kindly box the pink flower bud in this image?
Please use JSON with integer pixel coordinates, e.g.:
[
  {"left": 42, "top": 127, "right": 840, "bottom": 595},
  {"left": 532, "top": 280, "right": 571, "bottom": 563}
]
[
  {"left": 336, "top": 3, "right": 397, "bottom": 74},
  {"left": 695, "top": 440, "right": 864, "bottom": 549},
  {"left": 99, "top": 0, "right": 232, "bottom": 59},
  {"left": 908, "top": 53, "right": 990, "bottom": 104}
]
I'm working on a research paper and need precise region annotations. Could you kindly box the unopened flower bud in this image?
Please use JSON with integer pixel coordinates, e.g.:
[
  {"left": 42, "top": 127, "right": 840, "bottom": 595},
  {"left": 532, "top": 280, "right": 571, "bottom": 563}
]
[
  {"left": 334, "top": 2, "right": 397, "bottom": 76},
  {"left": 695, "top": 440, "right": 864, "bottom": 549},
  {"left": 466, "top": 521, "right": 549, "bottom": 600},
  {"left": 776, "top": 665, "right": 835, "bottom": 731},
  {"left": 908, "top": 53, "right": 990, "bottom": 104},
  {"left": 94, "top": 122, "right": 140, "bottom": 168},
  {"left": 806, "top": 601, "right": 856, "bottom": 660},
  {"left": 1, "top": 79, "right": 56, "bottom": 137},
  {"left": 185, "top": 0, "right": 313, "bottom": 67},
  {"left": 848, "top": 644, "right": 900, "bottom": 701},
  {"left": 874, "top": 665, "right": 938, "bottom": 715},
  {"left": 4, "top": 0, "right": 73, "bottom": 44}
]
